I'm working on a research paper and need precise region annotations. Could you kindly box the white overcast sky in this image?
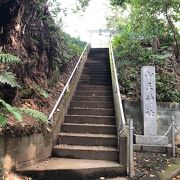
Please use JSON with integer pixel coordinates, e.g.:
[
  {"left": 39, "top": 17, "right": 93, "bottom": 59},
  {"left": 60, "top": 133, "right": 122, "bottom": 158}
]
[{"left": 57, "top": 0, "right": 111, "bottom": 42}]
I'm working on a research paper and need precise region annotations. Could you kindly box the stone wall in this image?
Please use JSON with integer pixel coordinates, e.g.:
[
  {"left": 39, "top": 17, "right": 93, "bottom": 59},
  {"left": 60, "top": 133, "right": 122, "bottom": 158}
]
[{"left": 123, "top": 101, "right": 180, "bottom": 141}]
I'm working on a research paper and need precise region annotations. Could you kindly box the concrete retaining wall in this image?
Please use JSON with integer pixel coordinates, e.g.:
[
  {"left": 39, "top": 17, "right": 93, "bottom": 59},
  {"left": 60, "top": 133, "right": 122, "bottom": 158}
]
[
  {"left": 0, "top": 132, "right": 52, "bottom": 173},
  {"left": 123, "top": 101, "right": 180, "bottom": 141}
]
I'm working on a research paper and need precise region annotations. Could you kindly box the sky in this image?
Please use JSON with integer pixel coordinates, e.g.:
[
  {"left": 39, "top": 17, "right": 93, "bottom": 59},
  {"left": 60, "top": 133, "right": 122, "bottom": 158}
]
[{"left": 57, "top": 0, "right": 112, "bottom": 44}]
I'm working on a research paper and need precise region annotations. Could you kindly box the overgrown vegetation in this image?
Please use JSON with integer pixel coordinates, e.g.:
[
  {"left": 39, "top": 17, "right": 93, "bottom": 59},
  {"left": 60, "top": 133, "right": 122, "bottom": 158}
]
[
  {"left": 0, "top": 53, "right": 48, "bottom": 125},
  {"left": 108, "top": 0, "right": 180, "bottom": 102},
  {"left": 0, "top": 0, "right": 86, "bottom": 128},
  {"left": 0, "top": 54, "right": 21, "bottom": 88}
]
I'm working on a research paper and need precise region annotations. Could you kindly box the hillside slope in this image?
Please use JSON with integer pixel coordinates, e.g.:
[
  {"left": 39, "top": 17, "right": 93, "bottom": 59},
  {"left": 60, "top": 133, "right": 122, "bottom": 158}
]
[{"left": 0, "top": 0, "right": 85, "bottom": 136}]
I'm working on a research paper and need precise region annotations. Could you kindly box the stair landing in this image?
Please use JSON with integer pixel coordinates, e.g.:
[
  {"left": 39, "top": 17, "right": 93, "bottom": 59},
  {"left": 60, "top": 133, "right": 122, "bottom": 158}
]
[{"left": 19, "top": 158, "right": 126, "bottom": 180}]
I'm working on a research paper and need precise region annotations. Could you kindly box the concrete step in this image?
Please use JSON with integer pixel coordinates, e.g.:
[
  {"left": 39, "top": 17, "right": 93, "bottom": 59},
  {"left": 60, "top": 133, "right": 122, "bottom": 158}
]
[
  {"left": 83, "top": 68, "right": 110, "bottom": 72},
  {"left": 84, "top": 67, "right": 109, "bottom": 70},
  {"left": 84, "top": 65, "right": 110, "bottom": 71},
  {"left": 79, "top": 80, "right": 112, "bottom": 84},
  {"left": 81, "top": 74, "right": 110, "bottom": 79},
  {"left": 86, "top": 60, "right": 109, "bottom": 64},
  {"left": 65, "top": 115, "right": 115, "bottom": 125},
  {"left": 82, "top": 72, "right": 111, "bottom": 76},
  {"left": 70, "top": 101, "right": 114, "bottom": 109},
  {"left": 77, "top": 85, "right": 112, "bottom": 91},
  {"left": 52, "top": 145, "right": 118, "bottom": 161},
  {"left": 79, "top": 81, "right": 112, "bottom": 86},
  {"left": 67, "top": 108, "right": 114, "bottom": 116},
  {"left": 79, "top": 78, "right": 112, "bottom": 83},
  {"left": 88, "top": 56, "right": 109, "bottom": 60},
  {"left": 57, "top": 133, "right": 117, "bottom": 147},
  {"left": 84, "top": 62, "right": 110, "bottom": 68},
  {"left": 85, "top": 62, "right": 109, "bottom": 65},
  {"left": 61, "top": 123, "right": 116, "bottom": 134},
  {"left": 72, "top": 96, "right": 113, "bottom": 102},
  {"left": 75, "top": 91, "right": 112, "bottom": 97},
  {"left": 18, "top": 158, "right": 127, "bottom": 180}
]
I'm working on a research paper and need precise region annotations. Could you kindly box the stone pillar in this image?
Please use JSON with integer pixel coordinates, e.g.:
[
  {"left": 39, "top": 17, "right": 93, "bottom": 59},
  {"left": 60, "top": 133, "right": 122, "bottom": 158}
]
[
  {"left": 141, "top": 66, "right": 157, "bottom": 135},
  {"left": 135, "top": 66, "right": 168, "bottom": 145}
]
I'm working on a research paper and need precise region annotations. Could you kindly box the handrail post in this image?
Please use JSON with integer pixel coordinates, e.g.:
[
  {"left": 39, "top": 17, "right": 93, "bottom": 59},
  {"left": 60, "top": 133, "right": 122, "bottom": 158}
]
[
  {"left": 129, "top": 119, "right": 134, "bottom": 178},
  {"left": 172, "top": 116, "right": 176, "bottom": 157}
]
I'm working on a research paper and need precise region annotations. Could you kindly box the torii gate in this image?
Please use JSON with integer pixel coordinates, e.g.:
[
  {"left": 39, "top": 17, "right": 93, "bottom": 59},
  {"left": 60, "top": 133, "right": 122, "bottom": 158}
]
[{"left": 87, "top": 29, "right": 116, "bottom": 47}]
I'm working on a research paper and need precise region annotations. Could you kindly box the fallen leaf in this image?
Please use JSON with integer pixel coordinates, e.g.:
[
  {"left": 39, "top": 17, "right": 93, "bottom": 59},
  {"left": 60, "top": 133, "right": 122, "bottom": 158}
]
[{"left": 161, "top": 170, "right": 165, "bottom": 173}]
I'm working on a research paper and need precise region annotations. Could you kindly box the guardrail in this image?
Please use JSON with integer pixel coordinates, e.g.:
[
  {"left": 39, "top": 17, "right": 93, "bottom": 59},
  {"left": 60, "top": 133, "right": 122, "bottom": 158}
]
[
  {"left": 109, "top": 40, "right": 126, "bottom": 131},
  {"left": 109, "top": 40, "right": 133, "bottom": 177},
  {"left": 48, "top": 43, "right": 91, "bottom": 124}
]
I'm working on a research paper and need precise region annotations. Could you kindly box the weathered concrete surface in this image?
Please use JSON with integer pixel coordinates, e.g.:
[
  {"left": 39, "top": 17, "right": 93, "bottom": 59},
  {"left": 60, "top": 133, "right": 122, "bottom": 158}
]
[
  {"left": 135, "top": 135, "right": 168, "bottom": 145},
  {"left": 18, "top": 158, "right": 126, "bottom": 180},
  {"left": 133, "top": 144, "right": 172, "bottom": 153},
  {"left": 0, "top": 133, "right": 52, "bottom": 172}
]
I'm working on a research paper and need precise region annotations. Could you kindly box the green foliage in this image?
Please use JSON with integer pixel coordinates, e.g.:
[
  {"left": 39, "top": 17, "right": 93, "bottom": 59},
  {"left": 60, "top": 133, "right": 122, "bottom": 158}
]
[
  {"left": 0, "top": 114, "right": 7, "bottom": 126},
  {"left": 19, "top": 108, "right": 48, "bottom": 123},
  {"left": 109, "top": 0, "right": 180, "bottom": 102},
  {"left": 74, "top": 0, "right": 91, "bottom": 12},
  {"left": 151, "top": 53, "right": 172, "bottom": 65},
  {"left": 156, "top": 74, "right": 180, "bottom": 102},
  {"left": 64, "top": 33, "right": 86, "bottom": 55},
  {"left": 35, "top": 86, "right": 49, "bottom": 98},
  {"left": 0, "top": 71, "right": 21, "bottom": 88},
  {"left": 110, "top": 0, "right": 180, "bottom": 58},
  {"left": 0, "top": 99, "right": 48, "bottom": 126},
  {"left": 0, "top": 53, "right": 21, "bottom": 88},
  {"left": 40, "top": 12, "right": 86, "bottom": 75},
  {"left": 48, "top": 66, "right": 60, "bottom": 86},
  {"left": 110, "top": 0, "right": 127, "bottom": 6},
  {"left": 0, "top": 99, "right": 22, "bottom": 122},
  {"left": 0, "top": 54, "right": 21, "bottom": 64}
]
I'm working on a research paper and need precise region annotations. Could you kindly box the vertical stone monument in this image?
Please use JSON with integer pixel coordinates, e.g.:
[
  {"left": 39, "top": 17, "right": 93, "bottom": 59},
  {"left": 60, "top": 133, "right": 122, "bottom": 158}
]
[
  {"left": 135, "top": 66, "right": 168, "bottom": 145},
  {"left": 141, "top": 66, "right": 157, "bottom": 135}
]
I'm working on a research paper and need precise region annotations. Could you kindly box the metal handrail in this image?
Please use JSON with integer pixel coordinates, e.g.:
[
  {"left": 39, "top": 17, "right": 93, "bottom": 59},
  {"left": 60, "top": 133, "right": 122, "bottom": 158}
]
[
  {"left": 109, "top": 40, "right": 126, "bottom": 131},
  {"left": 48, "top": 43, "right": 90, "bottom": 123}
]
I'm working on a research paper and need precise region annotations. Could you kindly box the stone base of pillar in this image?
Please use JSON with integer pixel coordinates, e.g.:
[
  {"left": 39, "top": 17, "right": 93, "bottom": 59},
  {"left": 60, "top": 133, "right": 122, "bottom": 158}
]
[{"left": 134, "top": 135, "right": 168, "bottom": 145}]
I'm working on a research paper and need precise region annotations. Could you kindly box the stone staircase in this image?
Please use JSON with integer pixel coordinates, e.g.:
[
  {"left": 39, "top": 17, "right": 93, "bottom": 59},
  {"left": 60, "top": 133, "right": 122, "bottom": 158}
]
[
  {"left": 18, "top": 48, "right": 127, "bottom": 180},
  {"left": 53, "top": 48, "right": 118, "bottom": 161}
]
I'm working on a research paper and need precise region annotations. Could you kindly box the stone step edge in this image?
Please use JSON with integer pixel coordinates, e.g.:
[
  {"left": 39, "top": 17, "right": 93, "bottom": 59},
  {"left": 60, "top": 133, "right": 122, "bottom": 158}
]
[
  {"left": 71, "top": 100, "right": 113, "bottom": 104},
  {"left": 65, "top": 114, "right": 115, "bottom": 118},
  {"left": 73, "top": 95, "right": 113, "bottom": 98},
  {"left": 68, "top": 107, "right": 114, "bottom": 110},
  {"left": 58, "top": 132, "right": 117, "bottom": 138},
  {"left": 62, "top": 123, "right": 116, "bottom": 128},
  {"left": 53, "top": 144, "right": 118, "bottom": 152},
  {"left": 75, "top": 90, "right": 112, "bottom": 93}
]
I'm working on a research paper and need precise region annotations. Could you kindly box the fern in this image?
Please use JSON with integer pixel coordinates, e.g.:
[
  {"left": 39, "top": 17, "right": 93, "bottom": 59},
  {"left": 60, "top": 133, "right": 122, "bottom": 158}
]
[
  {"left": 0, "top": 71, "right": 21, "bottom": 88},
  {"left": 19, "top": 108, "right": 48, "bottom": 123},
  {"left": 0, "top": 114, "right": 6, "bottom": 126},
  {"left": 0, "top": 53, "right": 21, "bottom": 64},
  {"left": 35, "top": 86, "right": 49, "bottom": 98},
  {"left": 0, "top": 99, "right": 22, "bottom": 121},
  {"left": 0, "top": 99, "right": 48, "bottom": 125}
]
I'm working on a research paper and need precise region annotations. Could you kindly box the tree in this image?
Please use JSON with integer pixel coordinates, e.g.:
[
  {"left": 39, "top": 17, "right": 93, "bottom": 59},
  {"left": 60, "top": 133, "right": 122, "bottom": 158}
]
[{"left": 109, "top": 0, "right": 180, "bottom": 60}]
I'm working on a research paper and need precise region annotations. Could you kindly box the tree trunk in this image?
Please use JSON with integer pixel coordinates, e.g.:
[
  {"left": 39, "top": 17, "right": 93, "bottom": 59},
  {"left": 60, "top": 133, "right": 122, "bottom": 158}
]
[{"left": 164, "top": 3, "right": 179, "bottom": 61}]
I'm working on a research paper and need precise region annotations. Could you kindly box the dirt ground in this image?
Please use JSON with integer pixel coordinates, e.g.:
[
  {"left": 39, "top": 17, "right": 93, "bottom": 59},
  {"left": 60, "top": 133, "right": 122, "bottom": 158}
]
[{"left": 132, "top": 152, "right": 180, "bottom": 180}]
